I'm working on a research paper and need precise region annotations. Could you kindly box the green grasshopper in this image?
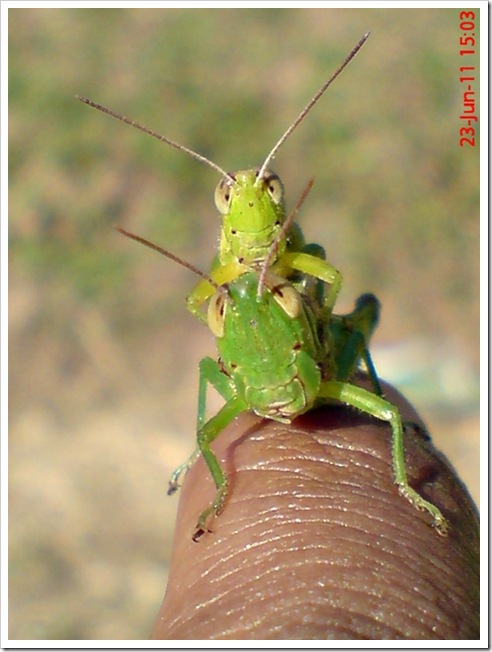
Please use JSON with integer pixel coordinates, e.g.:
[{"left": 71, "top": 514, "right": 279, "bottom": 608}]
[
  {"left": 77, "top": 33, "right": 370, "bottom": 327},
  {"left": 116, "top": 226, "right": 449, "bottom": 541}
]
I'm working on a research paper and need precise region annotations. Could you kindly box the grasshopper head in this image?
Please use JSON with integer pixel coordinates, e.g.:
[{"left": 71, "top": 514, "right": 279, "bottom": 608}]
[{"left": 215, "top": 168, "right": 287, "bottom": 265}]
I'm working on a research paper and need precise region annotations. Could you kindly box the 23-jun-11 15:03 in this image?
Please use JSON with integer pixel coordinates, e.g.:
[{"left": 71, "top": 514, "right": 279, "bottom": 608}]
[{"left": 458, "top": 10, "right": 478, "bottom": 147}]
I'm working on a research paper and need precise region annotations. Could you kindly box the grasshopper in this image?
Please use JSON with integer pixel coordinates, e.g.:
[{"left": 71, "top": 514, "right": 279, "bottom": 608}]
[
  {"left": 116, "top": 226, "right": 449, "bottom": 541},
  {"left": 77, "top": 33, "right": 370, "bottom": 327}
]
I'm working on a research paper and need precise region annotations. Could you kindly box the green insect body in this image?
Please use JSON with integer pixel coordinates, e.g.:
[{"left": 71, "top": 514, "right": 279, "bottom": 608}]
[
  {"left": 210, "top": 272, "right": 324, "bottom": 422},
  {"left": 160, "top": 265, "right": 448, "bottom": 541}
]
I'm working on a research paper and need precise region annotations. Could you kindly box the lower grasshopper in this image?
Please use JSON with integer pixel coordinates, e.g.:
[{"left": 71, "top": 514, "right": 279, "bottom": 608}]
[{"left": 116, "top": 227, "right": 449, "bottom": 542}]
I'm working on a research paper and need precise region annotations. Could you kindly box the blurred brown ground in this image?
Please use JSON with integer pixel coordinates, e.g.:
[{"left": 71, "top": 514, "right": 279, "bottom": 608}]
[{"left": 9, "top": 8, "right": 479, "bottom": 640}]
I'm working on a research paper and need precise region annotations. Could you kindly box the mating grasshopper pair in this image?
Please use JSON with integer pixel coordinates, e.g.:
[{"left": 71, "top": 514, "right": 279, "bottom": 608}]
[{"left": 79, "top": 33, "right": 448, "bottom": 539}]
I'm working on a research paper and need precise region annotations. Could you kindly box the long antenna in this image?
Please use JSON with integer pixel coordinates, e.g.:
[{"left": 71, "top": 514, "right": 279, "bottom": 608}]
[
  {"left": 256, "top": 32, "right": 370, "bottom": 184},
  {"left": 257, "top": 177, "right": 315, "bottom": 299},
  {"left": 115, "top": 225, "right": 224, "bottom": 294},
  {"left": 77, "top": 96, "right": 235, "bottom": 183}
]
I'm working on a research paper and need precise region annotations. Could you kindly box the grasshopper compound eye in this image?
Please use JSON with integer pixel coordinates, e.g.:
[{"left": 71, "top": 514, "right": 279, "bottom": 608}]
[
  {"left": 214, "top": 176, "right": 235, "bottom": 215},
  {"left": 207, "top": 292, "right": 227, "bottom": 338},
  {"left": 268, "top": 278, "right": 302, "bottom": 319},
  {"left": 256, "top": 169, "right": 284, "bottom": 206}
]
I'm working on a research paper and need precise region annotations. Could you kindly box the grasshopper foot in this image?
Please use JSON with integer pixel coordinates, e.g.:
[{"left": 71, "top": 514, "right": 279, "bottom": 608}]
[
  {"left": 168, "top": 449, "right": 202, "bottom": 496},
  {"left": 192, "top": 523, "right": 212, "bottom": 543},
  {"left": 398, "top": 483, "right": 449, "bottom": 537},
  {"left": 193, "top": 483, "right": 228, "bottom": 541},
  {"left": 167, "top": 481, "right": 180, "bottom": 496},
  {"left": 167, "top": 466, "right": 186, "bottom": 495},
  {"left": 193, "top": 505, "right": 216, "bottom": 542}
]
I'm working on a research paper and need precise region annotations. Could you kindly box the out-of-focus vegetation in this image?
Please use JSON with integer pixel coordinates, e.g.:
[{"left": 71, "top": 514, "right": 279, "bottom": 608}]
[{"left": 9, "top": 7, "right": 479, "bottom": 640}]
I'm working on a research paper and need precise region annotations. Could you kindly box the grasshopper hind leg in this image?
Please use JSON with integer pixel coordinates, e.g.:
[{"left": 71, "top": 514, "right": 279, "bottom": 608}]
[
  {"left": 317, "top": 379, "right": 449, "bottom": 535},
  {"left": 328, "top": 293, "right": 383, "bottom": 396}
]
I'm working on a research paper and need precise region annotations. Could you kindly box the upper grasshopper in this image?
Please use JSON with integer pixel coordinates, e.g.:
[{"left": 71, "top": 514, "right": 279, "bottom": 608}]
[{"left": 77, "top": 33, "right": 370, "bottom": 324}]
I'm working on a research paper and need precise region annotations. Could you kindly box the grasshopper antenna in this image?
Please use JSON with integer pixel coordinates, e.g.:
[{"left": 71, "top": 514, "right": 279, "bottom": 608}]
[
  {"left": 257, "top": 177, "right": 315, "bottom": 299},
  {"left": 77, "top": 96, "right": 236, "bottom": 184},
  {"left": 256, "top": 32, "right": 370, "bottom": 184},
  {"left": 115, "top": 226, "right": 226, "bottom": 295}
]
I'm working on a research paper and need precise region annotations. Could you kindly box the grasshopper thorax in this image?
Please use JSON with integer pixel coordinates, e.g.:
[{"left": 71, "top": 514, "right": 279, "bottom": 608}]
[
  {"left": 207, "top": 271, "right": 304, "bottom": 339},
  {"left": 209, "top": 271, "right": 323, "bottom": 422}
]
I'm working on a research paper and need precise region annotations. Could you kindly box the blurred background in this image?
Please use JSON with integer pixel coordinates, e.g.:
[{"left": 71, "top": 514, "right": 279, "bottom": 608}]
[{"left": 9, "top": 7, "right": 479, "bottom": 640}]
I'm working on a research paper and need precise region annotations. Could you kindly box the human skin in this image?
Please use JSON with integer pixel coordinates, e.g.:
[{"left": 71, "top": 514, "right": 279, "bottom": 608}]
[{"left": 152, "top": 386, "right": 479, "bottom": 640}]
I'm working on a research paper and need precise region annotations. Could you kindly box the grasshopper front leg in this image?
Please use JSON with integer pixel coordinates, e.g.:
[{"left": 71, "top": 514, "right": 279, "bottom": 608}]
[
  {"left": 193, "top": 393, "right": 248, "bottom": 541},
  {"left": 168, "top": 356, "right": 238, "bottom": 494},
  {"left": 186, "top": 261, "right": 248, "bottom": 322},
  {"left": 167, "top": 355, "right": 248, "bottom": 540},
  {"left": 278, "top": 251, "right": 343, "bottom": 317}
]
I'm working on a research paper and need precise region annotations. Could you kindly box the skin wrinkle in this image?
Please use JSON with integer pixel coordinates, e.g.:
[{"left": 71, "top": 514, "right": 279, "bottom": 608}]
[
  {"left": 218, "top": 598, "right": 283, "bottom": 639},
  {"left": 278, "top": 588, "right": 444, "bottom": 639},
  {"left": 207, "top": 510, "right": 420, "bottom": 578},
  {"left": 229, "top": 472, "right": 452, "bottom": 552},
  {"left": 203, "top": 565, "right": 388, "bottom": 621},
  {"left": 321, "top": 593, "right": 433, "bottom": 635},
  {"left": 374, "top": 528, "right": 469, "bottom": 608},
  {"left": 232, "top": 479, "right": 375, "bottom": 504},
  {"left": 203, "top": 528, "right": 331, "bottom": 582},
  {"left": 203, "top": 534, "right": 389, "bottom": 591},
  {"left": 233, "top": 489, "right": 427, "bottom": 543},
  {"left": 287, "top": 563, "right": 444, "bottom": 627},
  {"left": 180, "top": 534, "right": 471, "bottom": 636},
  {"left": 230, "top": 507, "right": 361, "bottom": 541},
  {"left": 262, "top": 531, "right": 435, "bottom": 594},
  {"left": 241, "top": 446, "right": 344, "bottom": 473},
  {"left": 179, "top": 569, "right": 289, "bottom": 632},
  {"left": 196, "top": 534, "right": 407, "bottom": 614},
  {"left": 240, "top": 511, "right": 386, "bottom": 548},
  {"left": 231, "top": 481, "right": 364, "bottom": 510},
  {"left": 236, "top": 451, "right": 392, "bottom": 495},
  {"left": 160, "top": 552, "right": 472, "bottom": 633},
  {"left": 224, "top": 601, "right": 405, "bottom": 640},
  {"left": 310, "top": 424, "right": 393, "bottom": 464},
  {"left": 183, "top": 530, "right": 455, "bottom": 633},
  {"left": 248, "top": 423, "right": 390, "bottom": 464},
  {"left": 240, "top": 457, "right": 352, "bottom": 472},
  {"left": 236, "top": 429, "right": 422, "bottom": 502},
  {"left": 192, "top": 518, "right": 328, "bottom": 580},
  {"left": 169, "top": 526, "right": 455, "bottom": 636},
  {"left": 194, "top": 584, "right": 421, "bottom": 640}
]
